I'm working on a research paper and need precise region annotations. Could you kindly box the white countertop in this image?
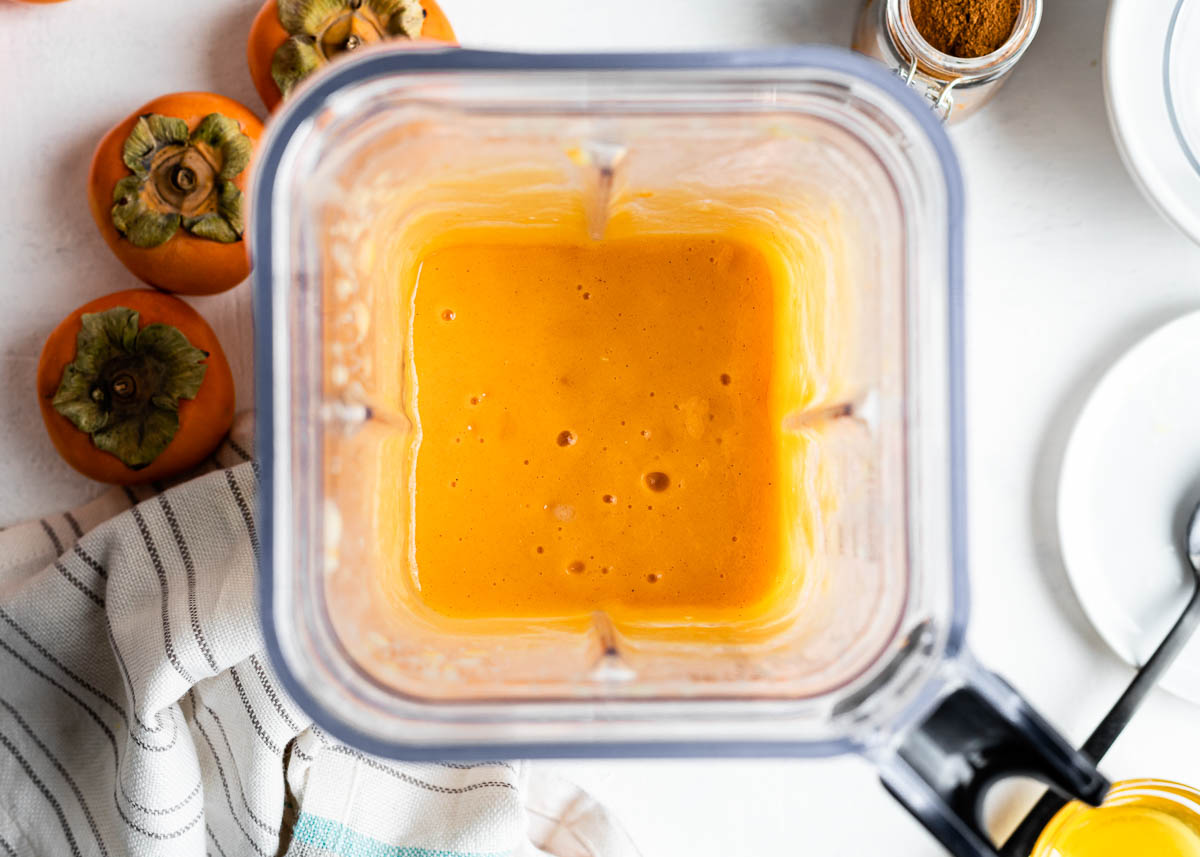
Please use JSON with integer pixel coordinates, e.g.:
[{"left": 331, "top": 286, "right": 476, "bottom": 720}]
[{"left": 3, "top": 0, "right": 1200, "bottom": 854}]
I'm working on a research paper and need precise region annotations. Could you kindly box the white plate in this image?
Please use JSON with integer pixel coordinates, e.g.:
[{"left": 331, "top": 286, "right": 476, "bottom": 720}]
[
  {"left": 1105, "top": 0, "right": 1200, "bottom": 245},
  {"left": 1058, "top": 312, "right": 1200, "bottom": 704}
]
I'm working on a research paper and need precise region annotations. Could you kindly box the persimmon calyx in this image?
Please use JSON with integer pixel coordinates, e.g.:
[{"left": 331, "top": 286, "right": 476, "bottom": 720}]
[
  {"left": 52, "top": 307, "right": 209, "bottom": 469},
  {"left": 272, "top": 0, "right": 426, "bottom": 98},
  {"left": 111, "top": 113, "right": 252, "bottom": 248}
]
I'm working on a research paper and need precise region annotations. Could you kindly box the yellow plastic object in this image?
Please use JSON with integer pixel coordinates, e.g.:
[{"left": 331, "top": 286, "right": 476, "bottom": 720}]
[{"left": 1033, "top": 780, "right": 1200, "bottom": 857}]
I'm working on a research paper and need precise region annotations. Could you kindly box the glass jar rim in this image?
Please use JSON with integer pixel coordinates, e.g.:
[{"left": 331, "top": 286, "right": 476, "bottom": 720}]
[
  {"left": 1104, "top": 778, "right": 1200, "bottom": 803},
  {"left": 886, "top": 0, "right": 1043, "bottom": 85}
]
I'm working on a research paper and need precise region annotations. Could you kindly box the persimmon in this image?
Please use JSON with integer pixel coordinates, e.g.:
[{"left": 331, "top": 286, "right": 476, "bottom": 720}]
[
  {"left": 247, "top": 0, "right": 457, "bottom": 112},
  {"left": 87, "top": 93, "right": 263, "bottom": 296},
  {"left": 37, "top": 289, "right": 235, "bottom": 485}
]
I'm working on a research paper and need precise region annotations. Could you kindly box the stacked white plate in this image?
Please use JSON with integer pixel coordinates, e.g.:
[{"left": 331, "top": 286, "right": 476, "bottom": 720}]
[{"left": 1105, "top": 0, "right": 1200, "bottom": 243}]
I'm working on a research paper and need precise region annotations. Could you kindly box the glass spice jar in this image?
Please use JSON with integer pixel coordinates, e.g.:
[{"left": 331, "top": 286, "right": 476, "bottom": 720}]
[{"left": 852, "top": 0, "right": 1043, "bottom": 124}]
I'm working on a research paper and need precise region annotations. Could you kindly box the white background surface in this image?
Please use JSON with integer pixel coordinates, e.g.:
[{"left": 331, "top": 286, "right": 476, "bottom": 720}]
[{"left": 3, "top": 0, "right": 1200, "bottom": 855}]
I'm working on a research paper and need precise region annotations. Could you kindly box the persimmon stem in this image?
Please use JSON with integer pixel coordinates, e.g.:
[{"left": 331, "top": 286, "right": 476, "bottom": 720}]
[
  {"left": 172, "top": 166, "right": 197, "bottom": 193},
  {"left": 111, "top": 373, "right": 137, "bottom": 400}
]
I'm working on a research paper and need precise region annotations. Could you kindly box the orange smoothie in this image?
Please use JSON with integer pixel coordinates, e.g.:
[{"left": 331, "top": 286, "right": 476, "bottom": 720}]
[{"left": 408, "top": 235, "right": 788, "bottom": 621}]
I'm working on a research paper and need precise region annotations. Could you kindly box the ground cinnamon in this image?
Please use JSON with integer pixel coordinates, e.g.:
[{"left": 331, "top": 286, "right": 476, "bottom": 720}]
[{"left": 910, "top": 0, "right": 1020, "bottom": 58}]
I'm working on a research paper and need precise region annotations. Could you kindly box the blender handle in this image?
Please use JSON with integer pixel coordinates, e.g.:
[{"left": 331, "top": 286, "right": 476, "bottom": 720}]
[{"left": 875, "top": 661, "right": 1109, "bottom": 857}]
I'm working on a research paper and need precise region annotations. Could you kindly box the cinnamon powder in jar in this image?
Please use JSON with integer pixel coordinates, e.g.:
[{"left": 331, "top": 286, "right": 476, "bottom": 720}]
[{"left": 910, "top": 0, "right": 1021, "bottom": 58}]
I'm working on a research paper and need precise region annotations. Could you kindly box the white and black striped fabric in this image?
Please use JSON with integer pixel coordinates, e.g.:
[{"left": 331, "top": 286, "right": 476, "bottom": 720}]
[{"left": 0, "top": 415, "right": 638, "bottom": 857}]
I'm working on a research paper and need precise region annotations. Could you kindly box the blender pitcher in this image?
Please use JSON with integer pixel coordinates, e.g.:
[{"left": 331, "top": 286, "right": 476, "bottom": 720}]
[{"left": 250, "top": 46, "right": 1108, "bottom": 857}]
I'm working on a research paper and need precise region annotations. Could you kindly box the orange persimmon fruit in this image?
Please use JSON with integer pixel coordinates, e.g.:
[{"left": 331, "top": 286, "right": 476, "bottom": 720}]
[
  {"left": 247, "top": 0, "right": 456, "bottom": 112},
  {"left": 37, "top": 289, "right": 235, "bottom": 484},
  {"left": 87, "top": 93, "right": 263, "bottom": 296}
]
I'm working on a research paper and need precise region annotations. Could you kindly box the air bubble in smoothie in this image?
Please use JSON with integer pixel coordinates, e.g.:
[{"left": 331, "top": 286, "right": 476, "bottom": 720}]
[{"left": 644, "top": 472, "right": 670, "bottom": 492}]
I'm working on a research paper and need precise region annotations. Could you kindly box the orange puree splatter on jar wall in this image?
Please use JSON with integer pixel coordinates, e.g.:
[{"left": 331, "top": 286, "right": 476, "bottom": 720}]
[{"left": 410, "top": 236, "right": 783, "bottom": 619}]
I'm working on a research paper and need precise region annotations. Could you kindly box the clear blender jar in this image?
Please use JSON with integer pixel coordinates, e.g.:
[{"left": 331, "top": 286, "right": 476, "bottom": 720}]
[{"left": 250, "top": 46, "right": 1107, "bottom": 857}]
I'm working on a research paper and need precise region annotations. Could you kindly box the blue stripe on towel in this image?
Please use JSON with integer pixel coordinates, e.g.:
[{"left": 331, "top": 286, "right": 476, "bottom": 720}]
[{"left": 291, "top": 813, "right": 511, "bottom": 857}]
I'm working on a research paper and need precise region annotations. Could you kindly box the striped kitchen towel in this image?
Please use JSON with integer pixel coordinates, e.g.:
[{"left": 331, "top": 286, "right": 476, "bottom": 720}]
[{"left": 0, "top": 414, "right": 638, "bottom": 857}]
